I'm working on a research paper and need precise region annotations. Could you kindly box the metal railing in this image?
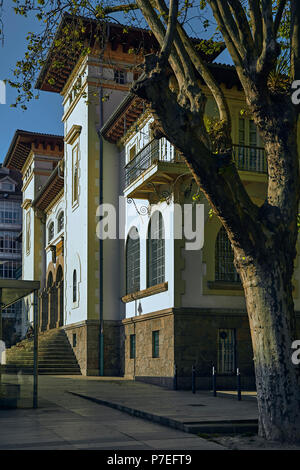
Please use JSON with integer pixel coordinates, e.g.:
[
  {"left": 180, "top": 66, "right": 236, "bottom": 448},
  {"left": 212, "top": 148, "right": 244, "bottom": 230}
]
[
  {"left": 125, "top": 141, "right": 267, "bottom": 188},
  {"left": 233, "top": 144, "right": 267, "bottom": 174},
  {"left": 124, "top": 139, "right": 184, "bottom": 188}
]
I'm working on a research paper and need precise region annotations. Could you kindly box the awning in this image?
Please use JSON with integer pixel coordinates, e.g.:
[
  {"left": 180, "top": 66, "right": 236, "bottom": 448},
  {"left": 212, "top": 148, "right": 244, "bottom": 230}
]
[{"left": 0, "top": 280, "right": 40, "bottom": 309}]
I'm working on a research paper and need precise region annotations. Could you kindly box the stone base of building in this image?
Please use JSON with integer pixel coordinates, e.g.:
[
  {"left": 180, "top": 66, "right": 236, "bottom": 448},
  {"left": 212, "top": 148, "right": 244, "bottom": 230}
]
[
  {"left": 135, "top": 375, "right": 256, "bottom": 390},
  {"left": 122, "top": 307, "right": 256, "bottom": 390},
  {"left": 63, "top": 319, "right": 123, "bottom": 376}
]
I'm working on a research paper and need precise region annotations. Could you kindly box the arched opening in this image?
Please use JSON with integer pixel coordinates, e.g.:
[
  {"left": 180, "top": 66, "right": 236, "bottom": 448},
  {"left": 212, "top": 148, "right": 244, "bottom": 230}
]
[
  {"left": 56, "top": 265, "right": 64, "bottom": 327},
  {"left": 47, "top": 271, "right": 53, "bottom": 288},
  {"left": 147, "top": 211, "right": 165, "bottom": 288}
]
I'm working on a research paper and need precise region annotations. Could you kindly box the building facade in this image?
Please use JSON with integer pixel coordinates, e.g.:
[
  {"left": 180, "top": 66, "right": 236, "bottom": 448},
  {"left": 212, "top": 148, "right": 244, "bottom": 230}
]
[
  {"left": 3, "top": 16, "right": 300, "bottom": 389},
  {"left": 0, "top": 165, "right": 23, "bottom": 345}
]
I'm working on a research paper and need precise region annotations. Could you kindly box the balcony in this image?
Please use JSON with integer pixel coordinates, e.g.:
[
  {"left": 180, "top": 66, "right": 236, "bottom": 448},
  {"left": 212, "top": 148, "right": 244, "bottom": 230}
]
[
  {"left": 124, "top": 141, "right": 267, "bottom": 199},
  {"left": 233, "top": 144, "right": 267, "bottom": 174},
  {"left": 124, "top": 138, "right": 187, "bottom": 199}
]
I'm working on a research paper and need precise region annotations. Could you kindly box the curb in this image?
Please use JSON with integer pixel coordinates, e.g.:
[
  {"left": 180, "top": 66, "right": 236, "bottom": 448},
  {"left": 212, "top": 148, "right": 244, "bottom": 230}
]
[{"left": 68, "top": 391, "right": 258, "bottom": 435}]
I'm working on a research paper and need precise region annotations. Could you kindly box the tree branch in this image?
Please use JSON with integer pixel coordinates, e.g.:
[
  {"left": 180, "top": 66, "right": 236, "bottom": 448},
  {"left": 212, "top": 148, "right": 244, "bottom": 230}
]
[
  {"left": 135, "top": 0, "right": 186, "bottom": 86},
  {"left": 175, "top": 22, "right": 232, "bottom": 134},
  {"left": 291, "top": 0, "right": 300, "bottom": 83},
  {"left": 274, "top": 0, "right": 287, "bottom": 36},
  {"left": 207, "top": 0, "right": 243, "bottom": 68},
  {"left": 257, "top": 0, "right": 279, "bottom": 77},
  {"left": 159, "top": 0, "right": 178, "bottom": 64},
  {"left": 248, "top": 0, "right": 263, "bottom": 55},
  {"left": 227, "top": 0, "right": 255, "bottom": 57}
]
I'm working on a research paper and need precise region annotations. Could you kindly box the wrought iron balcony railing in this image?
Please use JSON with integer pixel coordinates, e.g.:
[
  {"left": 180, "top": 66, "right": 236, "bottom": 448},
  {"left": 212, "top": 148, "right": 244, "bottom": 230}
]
[
  {"left": 232, "top": 144, "right": 267, "bottom": 174},
  {"left": 125, "top": 141, "right": 267, "bottom": 189},
  {"left": 124, "top": 139, "right": 184, "bottom": 188}
]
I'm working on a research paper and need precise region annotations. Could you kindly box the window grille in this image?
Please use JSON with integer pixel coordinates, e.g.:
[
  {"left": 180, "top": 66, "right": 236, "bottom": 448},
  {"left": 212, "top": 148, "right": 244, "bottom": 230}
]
[
  {"left": 126, "top": 227, "right": 140, "bottom": 294},
  {"left": 114, "top": 70, "right": 125, "bottom": 84},
  {"left": 215, "top": 226, "right": 239, "bottom": 282},
  {"left": 147, "top": 211, "right": 165, "bottom": 287},
  {"left": 217, "top": 329, "right": 236, "bottom": 374}
]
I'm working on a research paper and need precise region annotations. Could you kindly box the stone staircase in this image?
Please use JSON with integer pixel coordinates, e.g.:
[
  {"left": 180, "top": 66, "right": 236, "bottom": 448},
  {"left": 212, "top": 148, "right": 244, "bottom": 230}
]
[{"left": 4, "top": 328, "right": 81, "bottom": 375}]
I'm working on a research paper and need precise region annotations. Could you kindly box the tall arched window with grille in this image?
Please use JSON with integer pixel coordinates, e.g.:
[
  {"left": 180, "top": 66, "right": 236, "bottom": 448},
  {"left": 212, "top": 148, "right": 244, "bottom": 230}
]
[
  {"left": 57, "top": 211, "right": 64, "bottom": 232},
  {"left": 126, "top": 227, "right": 140, "bottom": 294},
  {"left": 147, "top": 211, "right": 165, "bottom": 287},
  {"left": 215, "top": 226, "right": 239, "bottom": 282},
  {"left": 48, "top": 222, "right": 54, "bottom": 244}
]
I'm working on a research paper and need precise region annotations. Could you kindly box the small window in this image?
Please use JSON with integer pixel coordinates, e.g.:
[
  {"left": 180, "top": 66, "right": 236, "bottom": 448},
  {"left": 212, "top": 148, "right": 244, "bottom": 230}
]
[
  {"left": 72, "top": 333, "right": 77, "bottom": 348},
  {"left": 152, "top": 330, "right": 159, "bottom": 358},
  {"left": 48, "top": 222, "right": 54, "bottom": 244},
  {"left": 72, "top": 144, "right": 79, "bottom": 206},
  {"left": 26, "top": 211, "right": 31, "bottom": 254},
  {"left": 130, "top": 334, "right": 136, "bottom": 359},
  {"left": 57, "top": 211, "right": 64, "bottom": 232},
  {"left": 73, "top": 269, "right": 77, "bottom": 303},
  {"left": 0, "top": 182, "right": 14, "bottom": 192},
  {"left": 114, "top": 69, "right": 126, "bottom": 84}
]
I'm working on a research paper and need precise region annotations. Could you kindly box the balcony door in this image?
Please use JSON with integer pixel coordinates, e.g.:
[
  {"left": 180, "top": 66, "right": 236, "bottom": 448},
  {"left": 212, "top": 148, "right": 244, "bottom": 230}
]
[{"left": 238, "top": 117, "right": 264, "bottom": 172}]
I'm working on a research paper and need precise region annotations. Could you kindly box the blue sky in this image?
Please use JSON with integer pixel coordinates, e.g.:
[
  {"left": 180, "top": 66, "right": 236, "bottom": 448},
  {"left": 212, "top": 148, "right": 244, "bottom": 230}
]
[
  {"left": 0, "top": 3, "right": 230, "bottom": 163},
  {"left": 0, "top": 5, "right": 64, "bottom": 162}
]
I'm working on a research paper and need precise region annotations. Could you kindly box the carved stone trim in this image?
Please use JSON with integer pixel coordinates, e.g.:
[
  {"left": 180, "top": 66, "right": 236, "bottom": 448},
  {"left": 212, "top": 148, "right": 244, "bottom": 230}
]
[
  {"left": 207, "top": 281, "right": 243, "bottom": 291},
  {"left": 65, "top": 125, "right": 82, "bottom": 145},
  {"left": 122, "top": 282, "right": 168, "bottom": 303}
]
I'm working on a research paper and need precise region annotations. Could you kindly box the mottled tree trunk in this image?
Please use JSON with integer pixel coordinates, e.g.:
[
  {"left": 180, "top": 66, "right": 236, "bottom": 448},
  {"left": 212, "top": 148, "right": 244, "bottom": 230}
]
[
  {"left": 238, "top": 254, "right": 300, "bottom": 442},
  {"left": 234, "top": 119, "right": 300, "bottom": 442}
]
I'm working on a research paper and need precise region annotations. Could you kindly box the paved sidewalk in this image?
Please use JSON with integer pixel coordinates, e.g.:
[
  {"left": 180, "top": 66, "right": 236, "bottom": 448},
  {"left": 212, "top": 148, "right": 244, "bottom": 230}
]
[
  {"left": 42, "top": 376, "right": 258, "bottom": 433},
  {"left": 0, "top": 375, "right": 258, "bottom": 450}
]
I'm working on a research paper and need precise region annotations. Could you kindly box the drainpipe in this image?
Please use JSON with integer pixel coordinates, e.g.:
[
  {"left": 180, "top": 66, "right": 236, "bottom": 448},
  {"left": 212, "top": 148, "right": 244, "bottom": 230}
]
[{"left": 98, "top": 85, "right": 104, "bottom": 376}]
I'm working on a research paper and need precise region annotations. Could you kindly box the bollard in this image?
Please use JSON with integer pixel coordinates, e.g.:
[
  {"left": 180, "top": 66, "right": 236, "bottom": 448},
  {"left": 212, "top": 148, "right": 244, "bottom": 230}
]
[
  {"left": 237, "top": 368, "right": 241, "bottom": 401},
  {"left": 173, "top": 363, "right": 177, "bottom": 391},
  {"left": 192, "top": 365, "right": 196, "bottom": 394},
  {"left": 212, "top": 365, "right": 217, "bottom": 397}
]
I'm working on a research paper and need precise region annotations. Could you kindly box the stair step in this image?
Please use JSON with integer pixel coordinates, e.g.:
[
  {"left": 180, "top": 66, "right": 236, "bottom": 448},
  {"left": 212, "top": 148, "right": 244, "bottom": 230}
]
[{"left": 4, "top": 328, "right": 81, "bottom": 376}]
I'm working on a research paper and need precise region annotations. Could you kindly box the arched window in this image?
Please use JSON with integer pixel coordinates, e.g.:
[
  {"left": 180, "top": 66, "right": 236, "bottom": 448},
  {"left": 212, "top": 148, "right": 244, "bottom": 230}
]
[
  {"left": 47, "top": 271, "right": 53, "bottom": 288},
  {"left": 48, "top": 222, "right": 54, "bottom": 244},
  {"left": 126, "top": 227, "right": 140, "bottom": 294},
  {"left": 57, "top": 211, "right": 64, "bottom": 232},
  {"left": 147, "top": 211, "right": 165, "bottom": 287},
  {"left": 215, "top": 226, "right": 239, "bottom": 282},
  {"left": 73, "top": 269, "right": 77, "bottom": 303},
  {"left": 56, "top": 265, "right": 63, "bottom": 282}
]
